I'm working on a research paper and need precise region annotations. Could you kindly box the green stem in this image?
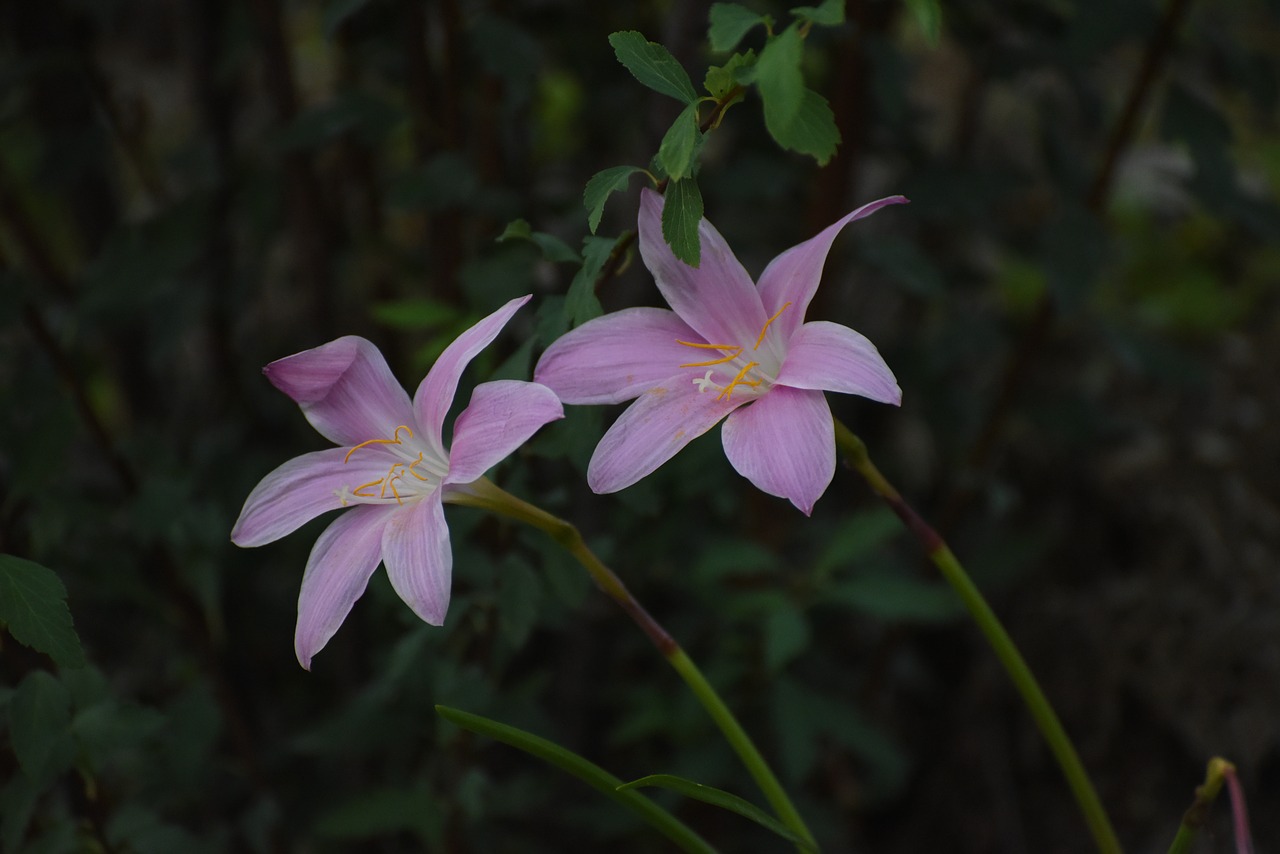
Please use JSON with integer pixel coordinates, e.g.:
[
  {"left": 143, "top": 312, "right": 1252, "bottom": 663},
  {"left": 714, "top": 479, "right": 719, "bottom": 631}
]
[
  {"left": 449, "top": 478, "right": 818, "bottom": 851},
  {"left": 832, "top": 420, "right": 1123, "bottom": 854},
  {"left": 1166, "top": 757, "right": 1237, "bottom": 854}
]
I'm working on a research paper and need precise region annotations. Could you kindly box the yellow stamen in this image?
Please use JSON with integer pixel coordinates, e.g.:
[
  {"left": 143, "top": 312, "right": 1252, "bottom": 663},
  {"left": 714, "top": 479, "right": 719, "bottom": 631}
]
[
  {"left": 406, "top": 452, "right": 431, "bottom": 482},
  {"left": 716, "top": 361, "right": 761, "bottom": 400},
  {"left": 344, "top": 425, "right": 415, "bottom": 463},
  {"left": 677, "top": 340, "right": 743, "bottom": 367},
  {"left": 352, "top": 478, "right": 384, "bottom": 498},
  {"left": 754, "top": 302, "right": 792, "bottom": 350}
]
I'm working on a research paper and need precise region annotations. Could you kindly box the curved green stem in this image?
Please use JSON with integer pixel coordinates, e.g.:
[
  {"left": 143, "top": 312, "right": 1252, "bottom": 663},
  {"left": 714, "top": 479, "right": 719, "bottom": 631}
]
[
  {"left": 832, "top": 420, "right": 1122, "bottom": 854},
  {"left": 449, "top": 478, "right": 817, "bottom": 851}
]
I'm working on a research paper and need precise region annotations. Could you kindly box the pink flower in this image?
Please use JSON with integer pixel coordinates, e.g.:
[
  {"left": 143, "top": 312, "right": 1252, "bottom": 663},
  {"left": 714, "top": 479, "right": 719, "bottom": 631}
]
[
  {"left": 232, "top": 296, "right": 562, "bottom": 669},
  {"left": 535, "top": 189, "right": 904, "bottom": 515}
]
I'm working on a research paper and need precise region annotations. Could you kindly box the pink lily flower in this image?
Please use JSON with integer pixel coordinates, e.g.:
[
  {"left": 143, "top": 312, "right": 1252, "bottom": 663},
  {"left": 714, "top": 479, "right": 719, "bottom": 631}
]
[
  {"left": 535, "top": 189, "right": 905, "bottom": 515},
  {"left": 232, "top": 295, "right": 562, "bottom": 669}
]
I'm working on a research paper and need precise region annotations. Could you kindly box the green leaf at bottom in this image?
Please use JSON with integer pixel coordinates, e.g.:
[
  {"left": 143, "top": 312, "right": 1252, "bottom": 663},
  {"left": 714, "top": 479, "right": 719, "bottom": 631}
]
[
  {"left": 435, "top": 706, "right": 715, "bottom": 854},
  {"left": 618, "top": 774, "right": 817, "bottom": 853}
]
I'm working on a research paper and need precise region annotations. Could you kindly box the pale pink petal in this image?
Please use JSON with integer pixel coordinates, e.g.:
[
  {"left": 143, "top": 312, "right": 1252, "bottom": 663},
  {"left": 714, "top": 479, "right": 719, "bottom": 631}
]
[
  {"left": 774, "top": 320, "right": 901, "bottom": 405},
  {"left": 756, "top": 196, "right": 909, "bottom": 341},
  {"left": 587, "top": 376, "right": 743, "bottom": 494},
  {"left": 231, "top": 447, "right": 393, "bottom": 547},
  {"left": 264, "top": 336, "right": 413, "bottom": 446},
  {"left": 447, "top": 381, "right": 564, "bottom": 483},
  {"left": 381, "top": 492, "right": 452, "bottom": 626},
  {"left": 294, "top": 505, "right": 389, "bottom": 669},
  {"left": 638, "top": 188, "right": 768, "bottom": 346},
  {"left": 413, "top": 295, "right": 530, "bottom": 460},
  {"left": 534, "top": 307, "right": 701, "bottom": 405},
  {"left": 721, "top": 386, "right": 835, "bottom": 515}
]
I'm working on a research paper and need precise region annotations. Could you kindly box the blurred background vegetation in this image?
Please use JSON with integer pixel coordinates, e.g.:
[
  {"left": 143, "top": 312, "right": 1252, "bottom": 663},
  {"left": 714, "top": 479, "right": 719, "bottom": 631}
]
[{"left": 1, "top": 0, "right": 1278, "bottom": 851}]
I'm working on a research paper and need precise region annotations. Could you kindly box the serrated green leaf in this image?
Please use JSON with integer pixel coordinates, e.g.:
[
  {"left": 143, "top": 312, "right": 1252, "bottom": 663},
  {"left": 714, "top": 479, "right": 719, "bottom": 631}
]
[
  {"left": 704, "top": 50, "right": 756, "bottom": 103},
  {"left": 657, "top": 104, "right": 702, "bottom": 181},
  {"left": 564, "top": 235, "right": 623, "bottom": 326},
  {"left": 584, "top": 165, "right": 644, "bottom": 233},
  {"left": 618, "top": 774, "right": 818, "bottom": 853},
  {"left": 436, "top": 706, "right": 715, "bottom": 853},
  {"left": 498, "top": 219, "right": 580, "bottom": 263},
  {"left": 9, "top": 671, "right": 72, "bottom": 777},
  {"left": 756, "top": 25, "right": 804, "bottom": 141},
  {"left": 662, "top": 178, "right": 704, "bottom": 267},
  {"left": 791, "top": 0, "right": 845, "bottom": 26},
  {"left": 764, "top": 604, "right": 810, "bottom": 671},
  {"left": 904, "top": 0, "right": 942, "bottom": 44},
  {"left": 708, "top": 4, "right": 766, "bottom": 52},
  {"left": 0, "top": 555, "right": 85, "bottom": 669},
  {"left": 769, "top": 87, "right": 841, "bottom": 164},
  {"left": 608, "top": 31, "right": 698, "bottom": 105}
]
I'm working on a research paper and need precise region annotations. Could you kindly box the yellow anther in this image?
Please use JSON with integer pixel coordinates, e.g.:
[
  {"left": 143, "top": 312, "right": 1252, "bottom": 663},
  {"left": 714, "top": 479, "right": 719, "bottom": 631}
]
[
  {"left": 754, "top": 302, "right": 792, "bottom": 350},
  {"left": 677, "top": 340, "right": 743, "bottom": 367},
  {"left": 352, "top": 478, "right": 384, "bottom": 498},
  {"left": 343, "top": 425, "right": 415, "bottom": 463},
  {"left": 716, "top": 361, "right": 761, "bottom": 400}
]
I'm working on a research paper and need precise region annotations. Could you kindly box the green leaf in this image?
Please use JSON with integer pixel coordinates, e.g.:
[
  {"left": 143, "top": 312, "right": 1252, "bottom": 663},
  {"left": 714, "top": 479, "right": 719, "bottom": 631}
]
[
  {"left": 369, "top": 297, "right": 463, "bottom": 331},
  {"left": 791, "top": 0, "right": 845, "bottom": 26},
  {"left": 0, "top": 555, "right": 86, "bottom": 669},
  {"left": 769, "top": 87, "right": 841, "bottom": 165},
  {"left": 497, "top": 219, "right": 580, "bottom": 264},
  {"left": 904, "top": 0, "right": 943, "bottom": 44},
  {"left": 565, "top": 235, "right": 623, "bottom": 326},
  {"left": 497, "top": 559, "right": 540, "bottom": 648},
  {"left": 662, "top": 178, "right": 704, "bottom": 267},
  {"left": 764, "top": 604, "right": 810, "bottom": 671},
  {"left": 9, "top": 671, "right": 72, "bottom": 777},
  {"left": 436, "top": 706, "right": 715, "bottom": 853},
  {"left": 755, "top": 25, "right": 804, "bottom": 142},
  {"left": 618, "top": 774, "right": 818, "bottom": 853},
  {"left": 812, "top": 507, "right": 900, "bottom": 578},
  {"left": 708, "top": 4, "right": 767, "bottom": 52},
  {"left": 828, "top": 572, "right": 963, "bottom": 622},
  {"left": 607, "top": 31, "right": 699, "bottom": 105},
  {"left": 584, "top": 165, "right": 644, "bottom": 233},
  {"left": 704, "top": 50, "right": 756, "bottom": 101},
  {"left": 657, "top": 104, "right": 702, "bottom": 181}
]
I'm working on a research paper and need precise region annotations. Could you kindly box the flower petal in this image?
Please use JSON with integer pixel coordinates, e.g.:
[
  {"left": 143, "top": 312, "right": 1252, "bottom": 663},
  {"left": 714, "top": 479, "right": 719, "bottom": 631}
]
[
  {"left": 264, "top": 336, "right": 414, "bottom": 447},
  {"left": 231, "top": 447, "right": 393, "bottom": 547},
  {"left": 587, "top": 375, "right": 743, "bottom": 494},
  {"left": 294, "top": 505, "right": 388, "bottom": 670},
  {"left": 721, "top": 386, "right": 835, "bottom": 515},
  {"left": 447, "top": 380, "right": 564, "bottom": 483},
  {"left": 413, "top": 295, "right": 531, "bottom": 460},
  {"left": 756, "top": 196, "right": 909, "bottom": 341},
  {"left": 774, "top": 320, "right": 901, "bottom": 405},
  {"left": 381, "top": 492, "right": 452, "bottom": 626},
  {"left": 534, "top": 307, "right": 701, "bottom": 405},
  {"left": 638, "top": 188, "right": 767, "bottom": 346}
]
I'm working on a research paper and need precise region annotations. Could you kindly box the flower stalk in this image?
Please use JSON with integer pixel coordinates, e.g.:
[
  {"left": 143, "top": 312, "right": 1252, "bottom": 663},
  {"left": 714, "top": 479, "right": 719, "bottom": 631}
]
[
  {"left": 1166, "top": 757, "right": 1252, "bottom": 854},
  {"left": 451, "top": 477, "right": 818, "bottom": 850},
  {"left": 833, "top": 419, "right": 1123, "bottom": 854}
]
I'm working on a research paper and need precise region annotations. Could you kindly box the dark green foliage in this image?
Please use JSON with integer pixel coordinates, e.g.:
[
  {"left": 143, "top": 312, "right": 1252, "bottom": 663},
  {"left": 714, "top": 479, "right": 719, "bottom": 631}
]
[{"left": 1, "top": 1, "right": 1277, "bottom": 852}]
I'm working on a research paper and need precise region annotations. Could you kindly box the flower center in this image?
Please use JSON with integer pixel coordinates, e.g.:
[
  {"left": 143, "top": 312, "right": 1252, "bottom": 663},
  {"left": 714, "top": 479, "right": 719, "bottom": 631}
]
[
  {"left": 677, "top": 302, "right": 791, "bottom": 401},
  {"left": 335, "top": 425, "right": 448, "bottom": 507}
]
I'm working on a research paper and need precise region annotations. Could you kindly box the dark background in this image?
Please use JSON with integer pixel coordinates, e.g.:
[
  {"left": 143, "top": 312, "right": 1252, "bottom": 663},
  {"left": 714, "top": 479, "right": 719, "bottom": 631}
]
[{"left": 1, "top": 0, "right": 1277, "bottom": 851}]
